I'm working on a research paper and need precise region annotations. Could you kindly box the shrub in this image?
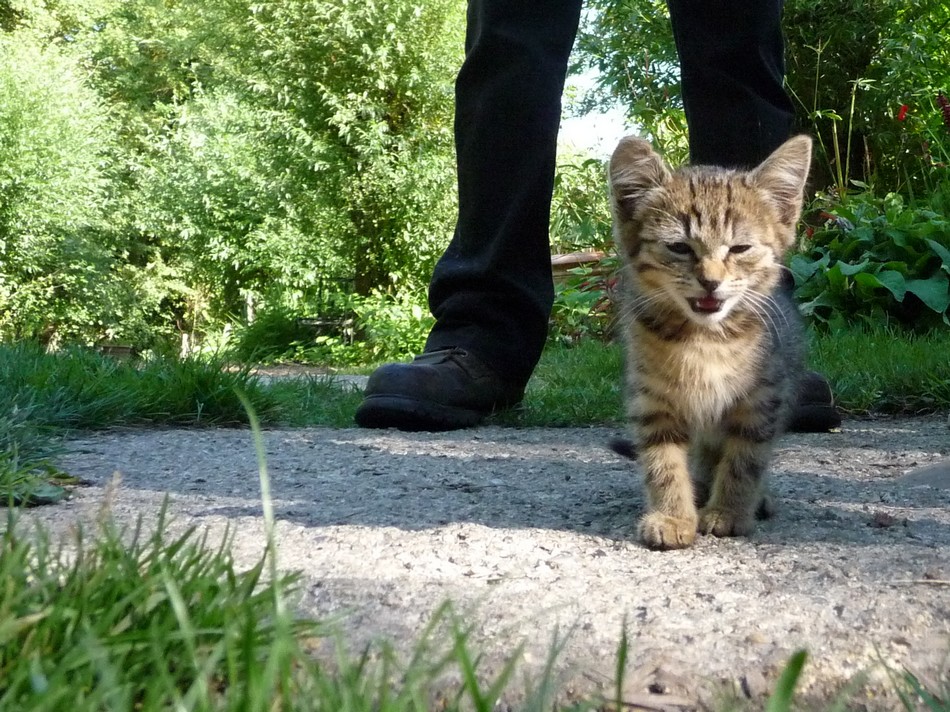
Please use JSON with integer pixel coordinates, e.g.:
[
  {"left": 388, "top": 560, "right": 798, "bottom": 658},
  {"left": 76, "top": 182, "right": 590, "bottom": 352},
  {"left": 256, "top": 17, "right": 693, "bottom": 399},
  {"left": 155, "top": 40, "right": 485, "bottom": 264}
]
[
  {"left": 791, "top": 187, "right": 950, "bottom": 330},
  {"left": 549, "top": 258, "right": 619, "bottom": 345},
  {"left": 0, "top": 31, "right": 156, "bottom": 346}
]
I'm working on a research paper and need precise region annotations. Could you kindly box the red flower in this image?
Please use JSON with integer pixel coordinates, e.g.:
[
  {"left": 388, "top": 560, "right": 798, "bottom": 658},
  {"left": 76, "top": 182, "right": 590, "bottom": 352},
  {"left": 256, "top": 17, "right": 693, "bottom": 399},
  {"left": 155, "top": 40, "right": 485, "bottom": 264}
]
[
  {"left": 897, "top": 104, "right": 909, "bottom": 121},
  {"left": 937, "top": 93, "right": 950, "bottom": 131}
]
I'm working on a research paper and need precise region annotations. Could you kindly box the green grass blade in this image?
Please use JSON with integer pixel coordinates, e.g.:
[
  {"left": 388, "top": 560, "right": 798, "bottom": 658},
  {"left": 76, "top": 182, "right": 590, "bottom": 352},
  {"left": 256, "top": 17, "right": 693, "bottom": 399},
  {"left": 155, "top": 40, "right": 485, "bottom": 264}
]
[{"left": 766, "top": 649, "right": 808, "bottom": 712}]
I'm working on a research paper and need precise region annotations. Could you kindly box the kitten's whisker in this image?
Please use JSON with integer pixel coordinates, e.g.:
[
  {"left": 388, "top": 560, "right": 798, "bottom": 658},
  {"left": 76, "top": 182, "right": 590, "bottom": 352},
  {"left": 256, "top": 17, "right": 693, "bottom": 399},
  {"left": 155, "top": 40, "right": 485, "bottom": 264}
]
[
  {"left": 742, "top": 292, "right": 788, "bottom": 340},
  {"left": 619, "top": 291, "right": 668, "bottom": 321},
  {"left": 746, "top": 290, "right": 789, "bottom": 332},
  {"left": 743, "top": 296, "right": 779, "bottom": 336}
]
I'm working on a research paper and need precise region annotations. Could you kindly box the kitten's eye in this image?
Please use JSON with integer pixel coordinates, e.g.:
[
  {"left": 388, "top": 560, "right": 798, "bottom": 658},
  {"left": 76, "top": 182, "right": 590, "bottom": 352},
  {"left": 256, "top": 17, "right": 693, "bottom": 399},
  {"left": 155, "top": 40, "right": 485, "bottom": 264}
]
[
  {"left": 729, "top": 244, "right": 752, "bottom": 254},
  {"left": 666, "top": 241, "right": 693, "bottom": 256}
]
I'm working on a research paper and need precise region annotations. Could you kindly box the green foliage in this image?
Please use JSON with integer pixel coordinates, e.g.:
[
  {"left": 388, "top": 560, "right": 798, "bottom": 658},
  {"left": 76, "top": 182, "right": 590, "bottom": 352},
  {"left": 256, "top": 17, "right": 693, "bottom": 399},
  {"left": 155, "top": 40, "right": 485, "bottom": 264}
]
[
  {"left": 0, "top": 30, "right": 144, "bottom": 344},
  {"left": 227, "top": 290, "right": 432, "bottom": 367},
  {"left": 241, "top": 0, "right": 463, "bottom": 296},
  {"left": 765, "top": 650, "right": 808, "bottom": 712},
  {"left": 0, "top": 403, "right": 70, "bottom": 506},
  {"left": 806, "top": 326, "right": 950, "bottom": 415},
  {"left": 266, "top": 376, "right": 366, "bottom": 428},
  {"left": 494, "top": 340, "right": 624, "bottom": 427},
  {"left": 574, "top": 0, "right": 950, "bottom": 196},
  {"left": 0, "top": 508, "right": 316, "bottom": 709},
  {"left": 348, "top": 290, "right": 434, "bottom": 363},
  {"left": 573, "top": 0, "right": 688, "bottom": 162},
  {"left": 1, "top": 502, "right": 588, "bottom": 711},
  {"left": 227, "top": 304, "right": 324, "bottom": 364},
  {"left": 0, "top": 341, "right": 279, "bottom": 431},
  {"left": 791, "top": 188, "right": 950, "bottom": 329},
  {"left": 133, "top": 89, "right": 305, "bottom": 323},
  {"left": 549, "top": 153, "right": 618, "bottom": 345},
  {"left": 784, "top": 0, "right": 950, "bottom": 193},
  {"left": 551, "top": 155, "right": 613, "bottom": 253},
  {"left": 1, "top": 0, "right": 465, "bottom": 349},
  {"left": 550, "top": 260, "right": 619, "bottom": 345}
]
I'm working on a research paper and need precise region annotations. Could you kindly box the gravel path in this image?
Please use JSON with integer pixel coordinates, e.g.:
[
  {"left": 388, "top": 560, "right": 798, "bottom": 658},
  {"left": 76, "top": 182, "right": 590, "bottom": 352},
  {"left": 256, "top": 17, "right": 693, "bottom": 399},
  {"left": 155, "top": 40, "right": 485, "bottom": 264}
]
[{"left": 15, "top": 415, "right": 950, "bottom": 709}]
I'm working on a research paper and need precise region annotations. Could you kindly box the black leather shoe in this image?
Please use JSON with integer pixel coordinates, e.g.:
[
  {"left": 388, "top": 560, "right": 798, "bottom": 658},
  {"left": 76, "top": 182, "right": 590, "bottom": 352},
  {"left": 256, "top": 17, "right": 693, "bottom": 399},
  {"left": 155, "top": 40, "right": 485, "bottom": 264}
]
[
  {"left": 789, "top": 370, "right": 842, "bottom": 433},
  {"left": 354, "top": 348, "right": 524, "bottom": 431}
]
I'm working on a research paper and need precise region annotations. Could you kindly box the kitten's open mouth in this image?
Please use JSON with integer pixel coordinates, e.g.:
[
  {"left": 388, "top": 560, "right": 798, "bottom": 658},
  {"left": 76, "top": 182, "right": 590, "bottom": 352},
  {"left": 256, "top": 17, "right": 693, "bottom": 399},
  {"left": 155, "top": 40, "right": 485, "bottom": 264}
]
[{"left": 688, "top": 296, "right": 724, "bottom": 314}]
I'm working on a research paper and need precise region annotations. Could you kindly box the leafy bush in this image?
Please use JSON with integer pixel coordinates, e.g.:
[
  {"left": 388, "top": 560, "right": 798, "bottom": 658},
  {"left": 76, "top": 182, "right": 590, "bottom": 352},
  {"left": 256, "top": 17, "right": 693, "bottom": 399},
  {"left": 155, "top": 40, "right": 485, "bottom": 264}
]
[
  {"left": 0, "top": 31, "right": 144, "bottom": 345},
  {"left": 227, "top": 306, "right": 325, "bottom": 364},
  {"left": 347, "top": 291, "right": 434, "bottom": 364},
  {"left": 226, "top": 290, "right": 433, "bottom": 367},
  {"left": 784, "top": 0, "right": 950, "bottom": 193},
  {"left": 551, "top": 155, "right": 613, "bottom": 253},
  {"left": 791, "top": 187, "right": 950, "bottom": 329},
  {"left": 550, "top": 259, "right": 619, "bottom": 344},
  {"left": 241, "top": 0, "right": 463, "bottom": 296},
  {"left": 576, "top": 0, "right": 950, "bottom": 194}
]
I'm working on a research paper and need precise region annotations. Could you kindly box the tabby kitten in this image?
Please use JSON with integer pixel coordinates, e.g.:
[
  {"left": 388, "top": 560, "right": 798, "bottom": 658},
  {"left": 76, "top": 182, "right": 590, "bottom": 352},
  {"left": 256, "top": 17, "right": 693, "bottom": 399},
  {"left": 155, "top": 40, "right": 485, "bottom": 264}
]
[{"left": 608, "top": 135, "right": 812, "bottom": 550}]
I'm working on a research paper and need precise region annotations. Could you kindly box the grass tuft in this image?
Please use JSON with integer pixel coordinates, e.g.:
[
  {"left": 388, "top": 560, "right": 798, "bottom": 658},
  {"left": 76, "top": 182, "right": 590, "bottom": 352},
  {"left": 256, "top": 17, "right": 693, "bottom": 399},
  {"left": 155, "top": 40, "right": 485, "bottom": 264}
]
[
  {"left": 0, "top": 504, "right": 315, "bottom": 710},
  {"left": 496, "top": 340, "right": 624, "bottom": 427},
  {"left": 807, "top": 326, "right": 950, "bottom": 415},
  {"left": 0, "top": 342, "right": 282, "bottom": 502}
]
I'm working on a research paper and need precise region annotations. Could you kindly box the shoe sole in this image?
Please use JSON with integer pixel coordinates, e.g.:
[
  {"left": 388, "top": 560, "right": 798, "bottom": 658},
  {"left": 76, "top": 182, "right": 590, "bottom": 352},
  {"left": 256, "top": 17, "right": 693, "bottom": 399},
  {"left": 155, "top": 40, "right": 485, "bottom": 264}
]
[
  {"left": 354, "top": 395, "right": 486, "bottom": 431},
  {"left": 788, "top": 404, "right": 842, "bottom": 433}
]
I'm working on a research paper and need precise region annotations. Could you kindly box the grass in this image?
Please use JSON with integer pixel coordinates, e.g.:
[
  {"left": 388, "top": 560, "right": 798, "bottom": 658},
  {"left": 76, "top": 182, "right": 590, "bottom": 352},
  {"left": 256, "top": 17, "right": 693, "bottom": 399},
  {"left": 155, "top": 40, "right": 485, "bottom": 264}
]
[
  {"left": 807, "top": 326, "right": 950, "bottom": 415},
  {"left": 1, "top": 395, "right": 577, "bottom": 711},
  {"left": 0, "top": 342, "right": 285, "bottom": 504},
  {"left": 3, "top": 459, "right": 946, "bottom": 710},
  {"left": 4, "top": 507, "right": 946, "bottom": 711},
  {"left": 498, "top": 339, "right": 623, "bottom": 427}
]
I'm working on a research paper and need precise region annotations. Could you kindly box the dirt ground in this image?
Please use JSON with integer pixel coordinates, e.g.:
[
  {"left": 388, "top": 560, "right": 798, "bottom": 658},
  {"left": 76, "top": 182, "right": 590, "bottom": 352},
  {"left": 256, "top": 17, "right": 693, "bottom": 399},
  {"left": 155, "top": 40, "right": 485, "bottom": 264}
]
[{"left": 14, "top": 414, "right": 950, "bottom": 710}]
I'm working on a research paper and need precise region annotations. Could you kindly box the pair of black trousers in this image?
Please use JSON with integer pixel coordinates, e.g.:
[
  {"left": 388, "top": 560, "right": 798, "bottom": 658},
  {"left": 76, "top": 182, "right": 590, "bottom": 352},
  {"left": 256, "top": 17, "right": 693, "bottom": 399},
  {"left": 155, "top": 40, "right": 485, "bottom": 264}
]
[{"left": 425, "top": 0, "right": 795, "bottom": 386}]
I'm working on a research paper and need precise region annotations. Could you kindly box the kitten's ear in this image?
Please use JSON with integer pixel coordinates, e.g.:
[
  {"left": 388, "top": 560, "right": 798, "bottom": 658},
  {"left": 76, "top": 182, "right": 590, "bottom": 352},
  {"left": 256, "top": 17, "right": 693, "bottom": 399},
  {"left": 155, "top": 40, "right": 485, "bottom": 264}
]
[
  {"left": 752, "top": 134, "right": 812, "bottom": 228},
  {"left": 609, "top": 136, "right": 670, "bottom": 220}
]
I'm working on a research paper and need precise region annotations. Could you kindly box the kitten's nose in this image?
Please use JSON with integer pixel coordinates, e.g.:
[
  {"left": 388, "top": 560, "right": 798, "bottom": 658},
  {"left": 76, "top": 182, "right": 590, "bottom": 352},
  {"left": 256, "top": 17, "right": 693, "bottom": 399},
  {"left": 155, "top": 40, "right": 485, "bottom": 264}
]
[{"left": 698, "top": 277, "right": 721, "bottom": 293}]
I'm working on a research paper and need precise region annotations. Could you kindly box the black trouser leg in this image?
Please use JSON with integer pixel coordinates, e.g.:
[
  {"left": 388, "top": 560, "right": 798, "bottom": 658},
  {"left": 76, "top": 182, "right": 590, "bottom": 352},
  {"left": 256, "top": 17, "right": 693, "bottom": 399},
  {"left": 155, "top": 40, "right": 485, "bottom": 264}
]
[
  {"left": 425, "top": 0, "right": 583, "bottom": 387},
  {"left": 667, "top": 0, "right": 794, "bottom": 168}
]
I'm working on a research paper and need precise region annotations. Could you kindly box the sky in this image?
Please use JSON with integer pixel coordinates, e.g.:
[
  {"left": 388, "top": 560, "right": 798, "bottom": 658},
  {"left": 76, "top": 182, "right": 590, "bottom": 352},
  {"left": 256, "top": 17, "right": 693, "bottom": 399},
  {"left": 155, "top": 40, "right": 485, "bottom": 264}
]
[{"left": 557, "top": 71, "right": 631, "bottom": 158}]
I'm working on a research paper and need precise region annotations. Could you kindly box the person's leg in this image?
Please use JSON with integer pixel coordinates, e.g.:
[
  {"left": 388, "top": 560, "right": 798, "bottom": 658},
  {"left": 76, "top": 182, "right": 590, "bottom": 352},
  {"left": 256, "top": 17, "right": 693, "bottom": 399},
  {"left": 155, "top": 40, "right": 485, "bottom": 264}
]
[
  {"left": 356, "top": 0, "right": 582, "bottom": 430},
  {"left": 667, "top": 0, "right": 794, "bottom": 168},
  {"left": 668, "top": 0, "right": 840, "bottom": 432},
  {"left": 425, "top": 0, "right": 584, "bottom": 384}
]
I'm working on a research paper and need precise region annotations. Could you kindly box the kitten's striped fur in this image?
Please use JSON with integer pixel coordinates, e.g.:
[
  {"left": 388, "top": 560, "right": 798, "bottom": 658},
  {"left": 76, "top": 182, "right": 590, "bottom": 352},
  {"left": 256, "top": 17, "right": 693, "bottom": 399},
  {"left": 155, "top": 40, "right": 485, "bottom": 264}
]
[{"left": 608, "top": 135, "right": 812, "bottom": 550}]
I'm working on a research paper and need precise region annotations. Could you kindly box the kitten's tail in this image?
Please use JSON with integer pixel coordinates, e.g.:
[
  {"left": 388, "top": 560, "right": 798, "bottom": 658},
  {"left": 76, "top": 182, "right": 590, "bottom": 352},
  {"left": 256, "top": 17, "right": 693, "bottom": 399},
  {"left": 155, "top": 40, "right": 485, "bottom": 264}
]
[{"left": 608, "top": 437, "right": 637, "bottom": 461}]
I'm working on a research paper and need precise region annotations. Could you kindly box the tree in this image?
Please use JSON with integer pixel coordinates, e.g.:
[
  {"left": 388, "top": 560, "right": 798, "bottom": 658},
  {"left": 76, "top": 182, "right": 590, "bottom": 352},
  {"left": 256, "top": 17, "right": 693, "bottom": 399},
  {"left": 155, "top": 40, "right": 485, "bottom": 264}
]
[
  {"left": 573, "top": 0, "right": 687, "bottom": 162},
  {"left": 242, "top": 0, "right": 464, "bottom": 295},
  {"left": 0, "top": 30, "right": 136, "bottom": 344}
]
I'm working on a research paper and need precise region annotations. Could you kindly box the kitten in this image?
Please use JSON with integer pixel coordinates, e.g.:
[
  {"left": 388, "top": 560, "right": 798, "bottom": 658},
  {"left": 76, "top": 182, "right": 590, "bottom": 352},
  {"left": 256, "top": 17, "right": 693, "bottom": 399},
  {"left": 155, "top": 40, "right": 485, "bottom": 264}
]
[{"left": 608, "top": 135, "right": 812, "bottom": 550}]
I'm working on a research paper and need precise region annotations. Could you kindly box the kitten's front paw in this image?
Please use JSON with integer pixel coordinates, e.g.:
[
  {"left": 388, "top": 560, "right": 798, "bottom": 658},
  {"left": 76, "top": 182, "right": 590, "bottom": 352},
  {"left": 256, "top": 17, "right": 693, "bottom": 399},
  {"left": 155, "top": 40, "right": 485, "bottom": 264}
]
[
  {"left": 698, "top": 507, "right": 755, "bottom": 537},
  {"left": 638, "top": 512, "right": 697, "bottom": 550}
]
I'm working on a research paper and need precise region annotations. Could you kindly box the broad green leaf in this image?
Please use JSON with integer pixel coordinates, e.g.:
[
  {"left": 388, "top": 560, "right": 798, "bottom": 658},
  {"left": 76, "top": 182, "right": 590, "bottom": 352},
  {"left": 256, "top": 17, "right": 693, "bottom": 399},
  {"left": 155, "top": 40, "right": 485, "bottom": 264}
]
[
  {"left": 797, "top": 291, "right": 837, "bottom": 317},
  {"left": 13, "top": 481, "right": 68, "bottom": 507},
  {"left": 837, "top": 259, "right": 870, "bottom": 276},
  {"left": 905, "top": 275, "right": 950, "bottom": 314},
  {"left": 872, "top": 270, "right": 907, "bottom": 301},
  {"left": 884, "top": 228, "right": 908, "bottom": 248},
  {"left": 788, "top": 254, "right": 824, "bottom": 282},
  {"left": 850, "top": 226, "right": 874, "bottom": 243},
  {"left": 925, "top": 239, "right": 950, "bottom": 274},
  {"left": 825, "top": 263, "right": 848, "bottom": 292},
  {"left": 880, "top": 260, "right": 908, "bottom": 275}
]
